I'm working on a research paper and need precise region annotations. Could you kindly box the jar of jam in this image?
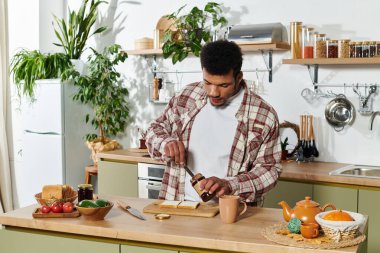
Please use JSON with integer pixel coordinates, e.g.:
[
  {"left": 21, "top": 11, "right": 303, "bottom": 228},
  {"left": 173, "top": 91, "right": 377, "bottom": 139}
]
[
  {"left": 190, "top": 173, "right": 216, "bottom": 202},
  {"left": 78, "top": 184, "right": 93, "bottom": 202}
]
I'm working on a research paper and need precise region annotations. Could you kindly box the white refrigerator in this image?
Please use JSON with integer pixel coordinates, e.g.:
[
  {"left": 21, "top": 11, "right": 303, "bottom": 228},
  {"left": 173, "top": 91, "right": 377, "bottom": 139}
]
[{"left": 14, "top": 79, "right": 93, "bottom": 207}]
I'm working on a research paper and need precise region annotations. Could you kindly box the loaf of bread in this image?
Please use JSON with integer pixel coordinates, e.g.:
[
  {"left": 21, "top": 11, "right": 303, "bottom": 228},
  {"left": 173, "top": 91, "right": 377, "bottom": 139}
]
[
  {"left": 178, "top": 201, "right": 200, "bottom": 209},
  {"left": 41, "top": 185, "right": 63, "bottom": 199},
  {"left": 159, "top": 200, "right": 181, "bottom": 208}
]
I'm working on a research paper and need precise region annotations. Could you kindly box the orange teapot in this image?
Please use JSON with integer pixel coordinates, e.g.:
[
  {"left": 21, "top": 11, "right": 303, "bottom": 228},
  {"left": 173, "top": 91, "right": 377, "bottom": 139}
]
[{"left": 278, "top": 196, "right": 336, "bottom": 224}]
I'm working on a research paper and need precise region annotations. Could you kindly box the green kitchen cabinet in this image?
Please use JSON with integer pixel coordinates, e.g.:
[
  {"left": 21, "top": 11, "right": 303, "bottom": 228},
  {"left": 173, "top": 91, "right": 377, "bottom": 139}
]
[
  {"left": 98, "top": 160, "right": 138, "bottom": 197},
  {"left": 313, "top": 184, "right": 358, "bottom": 212},
  {"left": 263, "top": 180, "right": 313, "bottom": 208},
  {"left": 358, "top": 189, "right": 380, "bottom": 253},
  {"left": 0, "top": 228, "right": 119, "bottom": 253},
  {"left": 121, "top": 244, "right": 178, "bottom": 253}
]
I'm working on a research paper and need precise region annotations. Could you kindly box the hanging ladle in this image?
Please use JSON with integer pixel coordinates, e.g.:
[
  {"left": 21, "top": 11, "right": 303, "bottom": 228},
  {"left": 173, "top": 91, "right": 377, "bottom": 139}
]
[{"left": 309, "top": 115, "right": 319, "bottom": 157}]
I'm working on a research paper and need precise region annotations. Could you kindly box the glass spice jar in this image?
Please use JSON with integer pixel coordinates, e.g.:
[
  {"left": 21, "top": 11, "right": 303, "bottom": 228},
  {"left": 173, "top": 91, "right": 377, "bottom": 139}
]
[
  {"left": 302, "top": 27, "right": 314, "bottom": 59},
  {"left": 362, "top": 42, "right": 370, "bottom": 58},
  {"left": 190, "top": 173, "right": 216, "bottom": 202},
  {"left": 327, "top": 40, "right": 338, "bottom": 58},
  {"left": 349, "top": 42, "right": 356, "bottom": 58},
  {"left": 78, "top": 184, "right": 93, "bottom": 202},
  {"left": 355, "top": 42, "right": 363, "bottom": 58},
  {"left": 369, "top": 41, "right": 376, "bottom": 57},
  {"left": 338, "top": 39, "right": 350, "bottom": 58},
  {"left": 290, "top": 21, "right": 303, "bottom": 59},
  {"left": 314, "top": 34, "right": 326, "bottom": 58},
  {"left": 376, "top": 41, "right": 380, "bottom": 56}
]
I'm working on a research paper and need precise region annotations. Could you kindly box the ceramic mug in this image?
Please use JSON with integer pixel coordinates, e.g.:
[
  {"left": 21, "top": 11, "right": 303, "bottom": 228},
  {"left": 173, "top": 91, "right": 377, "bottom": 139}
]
[
  {"left": 219, "top": 195, "right": 247, "bottom": 224},
  {"left": 300, "top": 223, "right": 320, "bottom": 239}
]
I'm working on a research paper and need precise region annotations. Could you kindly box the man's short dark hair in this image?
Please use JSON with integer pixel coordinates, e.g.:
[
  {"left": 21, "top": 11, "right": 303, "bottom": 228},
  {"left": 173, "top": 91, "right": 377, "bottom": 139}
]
[{"left": 200, "top": 40, "right": 243, "bottom": 77}]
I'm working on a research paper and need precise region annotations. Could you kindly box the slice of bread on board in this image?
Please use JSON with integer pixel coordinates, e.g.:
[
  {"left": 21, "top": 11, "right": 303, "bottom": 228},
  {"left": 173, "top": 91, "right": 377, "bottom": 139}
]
[
  {"left": 159, "top": 200, "right": 181, "bottom": 208},
  {"left": 178, "top": 201, "right": 200, "bottom": 209}
]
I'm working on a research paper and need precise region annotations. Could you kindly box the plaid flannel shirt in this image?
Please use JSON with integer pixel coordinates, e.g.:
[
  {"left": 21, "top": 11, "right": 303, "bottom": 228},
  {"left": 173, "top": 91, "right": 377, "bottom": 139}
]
[{"left": 146, "top": 81, "right": 282, "bottom": 206}]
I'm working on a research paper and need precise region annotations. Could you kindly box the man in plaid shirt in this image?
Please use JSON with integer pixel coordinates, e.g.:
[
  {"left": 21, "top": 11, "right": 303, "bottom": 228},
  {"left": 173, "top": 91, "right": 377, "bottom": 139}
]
[{"left": 146, "top": 40, "right": 281, "bottom": 206}]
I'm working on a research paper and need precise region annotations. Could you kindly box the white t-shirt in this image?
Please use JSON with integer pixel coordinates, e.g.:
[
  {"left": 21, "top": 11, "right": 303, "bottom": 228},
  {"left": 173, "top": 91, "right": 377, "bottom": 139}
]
[{"left": 184, "top": 87, "right": 244, "bottom": 201}]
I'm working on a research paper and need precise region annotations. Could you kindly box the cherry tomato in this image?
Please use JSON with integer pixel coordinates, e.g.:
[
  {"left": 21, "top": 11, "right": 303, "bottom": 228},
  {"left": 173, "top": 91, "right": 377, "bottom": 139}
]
[
  {"left": 62, "top": 202, "right": 74, "bottom": 213},
  {"left": 53, "top": 201, "right": 63, "bottom": 208},
  {"left": 51, "top": 204, "right": 63, "bottom": 213},
  {"left": 41, "top": 205, "right": 51, "bottom": 213}
]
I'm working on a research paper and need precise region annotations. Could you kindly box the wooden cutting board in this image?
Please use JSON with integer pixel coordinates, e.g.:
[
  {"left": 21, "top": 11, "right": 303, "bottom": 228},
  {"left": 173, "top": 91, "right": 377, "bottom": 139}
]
[{"left": 143, "top": 200, "right": 219, "bottom": 218}]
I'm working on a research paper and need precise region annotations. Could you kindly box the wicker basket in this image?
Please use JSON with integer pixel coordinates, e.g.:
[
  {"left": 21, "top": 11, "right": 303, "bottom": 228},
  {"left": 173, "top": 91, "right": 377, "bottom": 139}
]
[
  {"left": 315, "top": 210, "right": 365, "bottom": 242},
  {"left": 35, "top": 185, "right": 77, "bottom": 206}
]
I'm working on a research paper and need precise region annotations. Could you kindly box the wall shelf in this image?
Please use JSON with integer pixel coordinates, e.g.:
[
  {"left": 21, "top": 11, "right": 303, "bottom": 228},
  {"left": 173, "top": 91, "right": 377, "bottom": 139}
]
[
  {"left": 125, "top": 42, "right": 290, "bottom": 84},
  {"left": 282, "top": 57, "right": 380, "bottom": 84},
  {"left": 125, "top": 42, "right": 290, "bottom": 56},
  {"left": 283, "top": 57, "right": 380, "bottom": 65}
]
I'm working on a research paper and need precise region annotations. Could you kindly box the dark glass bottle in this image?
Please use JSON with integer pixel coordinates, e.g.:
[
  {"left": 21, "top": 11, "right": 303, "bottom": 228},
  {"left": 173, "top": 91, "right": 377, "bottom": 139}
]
[
  {"left": 191, "top": 173, "right": 216, "bottom": 202},
  {"left": 78, "top": 184, "right": 93, "bottom": 202}
]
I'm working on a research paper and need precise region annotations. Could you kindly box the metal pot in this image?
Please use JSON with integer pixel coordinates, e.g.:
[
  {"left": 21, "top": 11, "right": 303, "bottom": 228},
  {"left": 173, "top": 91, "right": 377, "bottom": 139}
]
[{"left": 325, "top": 95, "right": 355, "bottom": 132}]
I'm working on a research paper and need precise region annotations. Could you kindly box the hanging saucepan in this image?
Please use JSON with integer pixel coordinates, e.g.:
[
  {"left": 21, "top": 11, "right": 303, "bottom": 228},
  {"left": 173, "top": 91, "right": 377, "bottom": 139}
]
[{"left": 324, "top": 95, "right": 355, "bottom": 132}]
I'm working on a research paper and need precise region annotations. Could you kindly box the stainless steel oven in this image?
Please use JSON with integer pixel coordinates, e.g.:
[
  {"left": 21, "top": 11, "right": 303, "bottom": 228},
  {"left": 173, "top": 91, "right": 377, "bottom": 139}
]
[{"left": 138, "top": 163, "right": 165, "bottom": 199}]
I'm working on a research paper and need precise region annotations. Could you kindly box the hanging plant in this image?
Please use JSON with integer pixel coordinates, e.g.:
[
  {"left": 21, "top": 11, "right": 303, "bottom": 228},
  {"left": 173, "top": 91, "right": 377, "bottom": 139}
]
[{"left": 10, "top": 49, "right": 71, "bottom": 98}]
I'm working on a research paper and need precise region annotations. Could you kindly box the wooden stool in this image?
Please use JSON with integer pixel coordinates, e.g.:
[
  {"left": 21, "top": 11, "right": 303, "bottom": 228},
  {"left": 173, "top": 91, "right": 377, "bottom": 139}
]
[{"left": 85, "top": 165, "right": 98, "bottom": 184}]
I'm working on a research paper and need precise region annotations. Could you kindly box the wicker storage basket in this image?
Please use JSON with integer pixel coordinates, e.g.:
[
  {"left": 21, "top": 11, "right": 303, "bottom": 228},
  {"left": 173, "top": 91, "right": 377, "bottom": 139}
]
[{"left": 315, "top": 210, "right": 365, "bottom": 242}]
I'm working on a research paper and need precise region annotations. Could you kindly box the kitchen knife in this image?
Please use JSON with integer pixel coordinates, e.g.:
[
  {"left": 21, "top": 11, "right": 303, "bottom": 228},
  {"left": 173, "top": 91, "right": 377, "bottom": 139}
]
[
  {"left": 183, "top": 165, "right": 195, "bottom": 178},
  {"left": 116, "top": 200, "right": 146, "bottom": 220},
  {"left": 163, "top": 156, "right": 195, "bottom": 177}
]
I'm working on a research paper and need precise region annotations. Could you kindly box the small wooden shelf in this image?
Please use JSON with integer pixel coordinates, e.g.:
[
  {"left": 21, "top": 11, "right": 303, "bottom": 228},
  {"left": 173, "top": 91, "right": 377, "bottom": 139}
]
[
  {"left": 125, "top": 42, "right": 290, "bottom": 56},
  {"left": 124, "top": 48, "right": 162, "bottom": 55},
  {"left": 283, "top": 57, "right": 380, "bottom": 65}
]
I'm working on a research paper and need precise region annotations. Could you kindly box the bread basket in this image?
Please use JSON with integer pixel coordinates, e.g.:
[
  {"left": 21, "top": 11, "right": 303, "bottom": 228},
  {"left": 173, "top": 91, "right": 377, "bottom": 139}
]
[
  {"left": 315, "top": 210, "right": 365, "bottom": 242},
  {"left": 35, "top": 185, "right": 77, "bottom": 206}
]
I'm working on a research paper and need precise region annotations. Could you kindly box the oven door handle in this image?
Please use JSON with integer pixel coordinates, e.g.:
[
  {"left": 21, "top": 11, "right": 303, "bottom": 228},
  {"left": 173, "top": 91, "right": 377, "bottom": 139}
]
[{"left": 146, "top": 182, "right": 161, "bottom": 191}]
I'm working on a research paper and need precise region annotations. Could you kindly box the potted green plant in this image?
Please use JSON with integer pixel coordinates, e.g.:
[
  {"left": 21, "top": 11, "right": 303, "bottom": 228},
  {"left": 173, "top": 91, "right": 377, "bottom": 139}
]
[
  {"left": 281, "top": 137, "right": 289, "bottom": 161},
  {"left": 62, "top": 44, "right": 129, "bottom": 164},
  {"left": 10, "top": 49, "right": 71, "bottom": 98},
  {"left": 53, "top": 0, "right": 107, "bottom": 73},
  {"left": 162, "top": 2, "right": 228, "bottom": 64}
]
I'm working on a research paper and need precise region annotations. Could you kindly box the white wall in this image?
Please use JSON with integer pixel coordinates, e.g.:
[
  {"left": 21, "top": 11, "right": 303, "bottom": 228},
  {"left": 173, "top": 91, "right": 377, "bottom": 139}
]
[
  {"left": 88, "top": 0, "right": 380, "bottom": 166},
  {"left": 8, "top": 0, "right": 380, "bottom": 206}
]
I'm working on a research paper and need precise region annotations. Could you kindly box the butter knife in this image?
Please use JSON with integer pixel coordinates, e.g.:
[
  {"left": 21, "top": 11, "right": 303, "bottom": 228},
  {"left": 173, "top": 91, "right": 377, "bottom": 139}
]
[
  {"left": 116, "top": 200, "right": 146, "bottom": 221},
  {"left": 163, "top": 156, "right": 194, "bottom": 177}
]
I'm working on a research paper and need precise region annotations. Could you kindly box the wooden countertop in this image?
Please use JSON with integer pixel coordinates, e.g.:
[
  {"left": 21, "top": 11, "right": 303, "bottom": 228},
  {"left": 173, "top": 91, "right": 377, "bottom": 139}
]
[
  {"left": 98, "top": 150, "right": 380, "bottom": 188},
  {"left": 0, "top": 196, "right": 365, "bottom": 253},
  {"left": 97, "top": 149, "right": 165, "bottom": 165}
]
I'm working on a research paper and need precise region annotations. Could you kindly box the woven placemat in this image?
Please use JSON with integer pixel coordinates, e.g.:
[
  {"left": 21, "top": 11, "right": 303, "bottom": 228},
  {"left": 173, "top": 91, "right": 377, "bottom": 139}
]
[{"left": 262, "top": 223, "right": 366, "bottom": 249}]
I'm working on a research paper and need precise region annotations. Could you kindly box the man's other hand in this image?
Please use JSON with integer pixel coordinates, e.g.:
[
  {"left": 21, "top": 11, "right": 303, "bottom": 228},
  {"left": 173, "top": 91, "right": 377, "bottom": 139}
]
[{"left": 164, "top": 140, "right": 186, "bottom": 165}]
